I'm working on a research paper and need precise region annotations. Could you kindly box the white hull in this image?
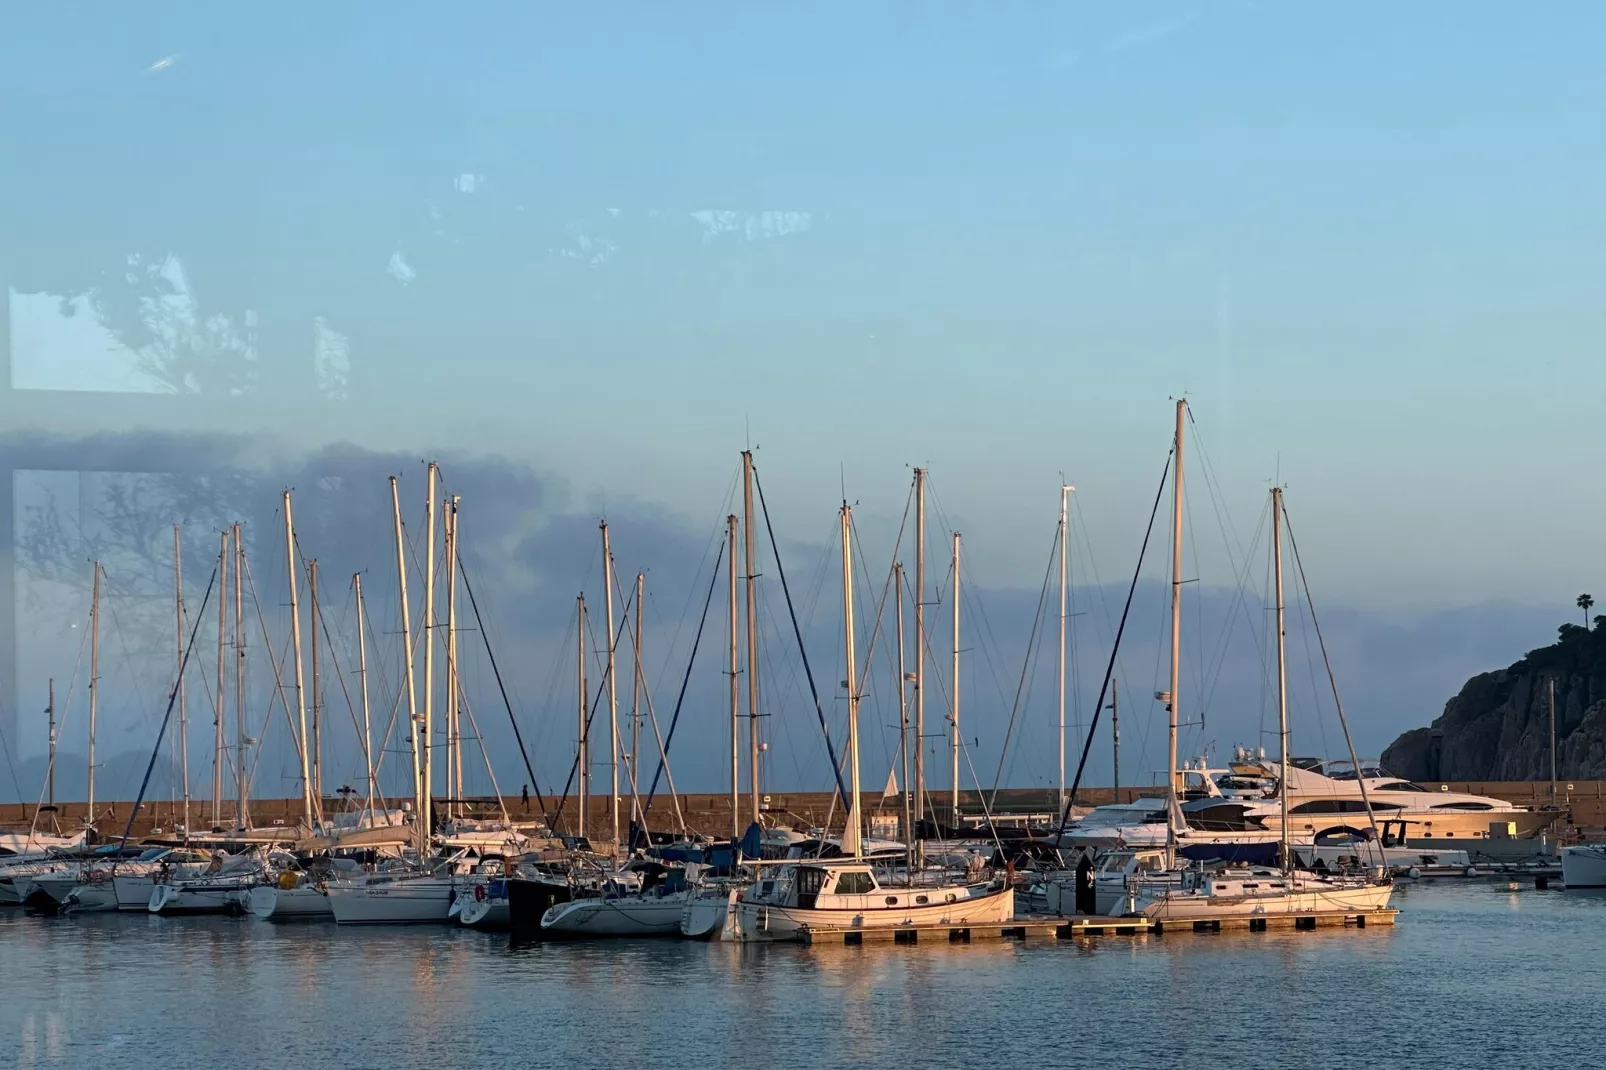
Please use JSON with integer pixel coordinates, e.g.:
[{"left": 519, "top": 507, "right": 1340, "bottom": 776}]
[
  {"left": 61, "top": 882, "right": 121, "bottom": 913},
  {"left": 1562, "top": 845, "right": 1606, "bottom": 889},
  {"left": 541, "top": 892, "right": 688, "bottom": 937},
  {"left": 735, "top": 885, "right": 1015, "bottom": 943},
  {"left": 1133, "top": 878, "right": 1393, "bottom": 920},
  {"left": 679, "top": 889, "right": 740, "bottom": 940},
  {"left": 150, "top": 881, "right": 252, "bottom": 915},
  {"left": 113, "top": 875, "right": 159, "bottom": 911},
  {"left": 327, "top": 876, "right": 456, "bottom": 925},
  {"left": 29, "top": 873, "right": 87, "bottom": 905},
  {"left": 249, "top": 884, "right": 333, "bottom": 920},
  {"left": 458, "top": 898, "right": 510, "bottom": 929}
]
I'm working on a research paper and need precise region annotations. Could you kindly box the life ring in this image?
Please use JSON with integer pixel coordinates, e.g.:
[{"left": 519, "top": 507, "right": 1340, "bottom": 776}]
[{"left": 474, "top": 884, "right": 486, "bottom": 902}]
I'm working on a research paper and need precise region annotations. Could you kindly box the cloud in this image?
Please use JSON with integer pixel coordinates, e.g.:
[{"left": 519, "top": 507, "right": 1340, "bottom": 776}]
[{"left": 143, "top": 55, "right": 179, "bottom": 75}]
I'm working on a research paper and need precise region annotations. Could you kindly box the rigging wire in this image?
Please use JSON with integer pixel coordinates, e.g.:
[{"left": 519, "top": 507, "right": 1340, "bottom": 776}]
[
  {"left": 752, "top": 465, "right": 849, "bottom": 809},
  {"left": 1055, "top": 446, "right": 1173, "bottom": 838}
]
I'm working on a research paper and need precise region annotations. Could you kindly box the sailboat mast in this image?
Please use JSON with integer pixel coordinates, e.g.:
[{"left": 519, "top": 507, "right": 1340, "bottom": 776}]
[
  {"left": 1166, "top": 399, "right": 1186, "bottom": 860},
  {"left": 284, "top": 491, "right": 315, "bottom": 831},
  {"left": 841, "top": 502, "right": 862, "bottom": 859},
  {"left": 912, "top": 468, "right": 927, "bottom": 843},
  {"left": 1057, "top": 485, "right": 1070, "bottom": 816},
  {"left": 727, "top": 515, "right": 740, "bottom": 840},
  {"left": 389, "top": 477, "right": 423, "bottom": 854},
  {"left": 632, "top": 570, "right": 644, "bottom": 837},
  {"left": 233, "top": 525, "right": 247, "bottom": 829},
  {"left": 601, "top": 520, "right": 619, "bottom": 848},
  {"left": 1272, "top": 485, "right": 1290, "bottom": 876},
  {"left": 88, "top": 561, "right": 99, "bottom": 827},
  {"left": 894, "top": 562, "right": 913, "bottom": 870},
  {"left": 950, "top": 531, "right": 961, "bottom": 821},
  {"left": 309, "top": 558, "right": 322, "bottom": 808},
  {"left": 741, "top": 451, "right": 762, "bottom": 825},
  {"left": 354, "top": 573, "right": 376, "bottom": 821},
  {"left": 46, "top": 679, "right": 55, "bottom": 814},
  {"left": 213, "top": 531, "right": 227, "bottom": 828},
  {"left": 446, "top": 496, "right": 462, "bottom": 822},
  {"left": 1111, "top": 678, "right": 1120, "bottom": 799},
  {"left": 422, "top": 463, "right": 437, "bottom": 843},
  {"left": 173, "top": 525, "right": 189, "bottom": 833},
  {"left": 576, "top": 594, "right": 588, "bottom": 840}
]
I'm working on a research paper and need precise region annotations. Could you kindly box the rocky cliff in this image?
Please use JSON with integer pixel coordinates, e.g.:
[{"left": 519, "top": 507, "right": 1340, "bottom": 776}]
[{"left": 1381, "top": 622, "right": 1606, "bottom": 781}]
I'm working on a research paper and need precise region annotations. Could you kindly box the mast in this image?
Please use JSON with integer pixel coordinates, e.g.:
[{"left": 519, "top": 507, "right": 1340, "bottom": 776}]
[
  {"left": 741, "top": 450, "right": 762, "bottom": 825},
  {"left": 1110, "top": 679, "right": 1120, "bottom": 800},
  {"left": 1549, "top": 678, "right": 1558, "bottom": 805},
  {"left": 895, "top": 562, "right": 913, "bottom": 870},
  {"left": 727, "top": 515, "right": 740, "bottom": 840},
  {"left": 1165, "top": 399, "right": 1186, "bottom": 862},
  {"left": 1272, "top": 485, "right": 1290, "bottom": 877},
  {"left": 632, "top": 570, "right": 644, "bottom": 837},
  {"left": 912, "top": 468, "right": 927, "bottom": 845},
  {"left": 601, "top": 520, "right": 619, "bottom": 848},
  {"left": 212, "top": 531, "right": 227, "bottom": 828},
  {"left": 284, "top": 491, "right": 315, "bottom": 831},
  {"left": 87, "top": 560, "right": 100, "bottom": 828},
  {"left": 46, "top": 679, "right": 55, "bottom": 816},
  {"left": 576, "top": 594, "right": 588, "bottom": 840},
  {"left": 446, "top": 496, "right": 461, "bottom": 822},
  {"left": 422, "top": 462, "right": 437, "bottom": 842},
  {"left": 840, "top": 502, "right": 862, "bottom": 859},
  {"left": 1057, "top": 484, "right": 1070, "bottom": 816},
  {"left": 173, "top": 525, "right": 190, "bottom": 833},
  {"left": 355, "top": 573, "right": 376, "bottom": 821},
  {"left": 950, "top": 531, "right": 961, "bottom": 822},
  {"left": 232, "top": 525, "right": 247, "bottom": 830},
  {"left": 308, "top": 558, "right": 322, "bottom": 807},
  {"left": 390, "top": 477, "right": 423, "bottom": 855}
]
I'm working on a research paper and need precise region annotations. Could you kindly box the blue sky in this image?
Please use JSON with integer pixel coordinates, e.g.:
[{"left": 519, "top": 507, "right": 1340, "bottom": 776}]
[{"left": 2, "top": 5, "right": 1604, "bottom": 795}]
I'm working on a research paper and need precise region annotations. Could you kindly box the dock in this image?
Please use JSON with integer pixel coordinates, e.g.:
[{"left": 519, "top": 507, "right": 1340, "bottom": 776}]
[{"left": 798, "top": 909, "right": 1399, "bottom": 945}]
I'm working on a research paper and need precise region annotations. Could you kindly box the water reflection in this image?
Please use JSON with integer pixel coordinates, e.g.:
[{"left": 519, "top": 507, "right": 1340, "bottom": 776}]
[{"left": 3, "top": 885, "right": 1604, "bottom": 1069}]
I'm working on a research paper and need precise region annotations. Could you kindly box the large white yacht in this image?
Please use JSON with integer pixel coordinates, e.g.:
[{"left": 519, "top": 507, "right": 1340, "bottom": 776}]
[{"left": 1181, "top": 754, "right": 1557, "bottom": 846}]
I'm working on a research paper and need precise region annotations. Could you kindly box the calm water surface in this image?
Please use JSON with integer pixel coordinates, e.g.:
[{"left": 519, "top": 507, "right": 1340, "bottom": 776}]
[{"left": 5, "top": 882, "right": 1604, "bottom": 1069}]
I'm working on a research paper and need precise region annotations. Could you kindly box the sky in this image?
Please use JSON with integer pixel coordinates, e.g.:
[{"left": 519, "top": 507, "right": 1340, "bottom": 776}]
[{"left": 1, "top": 5, "right": 1603, "bottom": 801}]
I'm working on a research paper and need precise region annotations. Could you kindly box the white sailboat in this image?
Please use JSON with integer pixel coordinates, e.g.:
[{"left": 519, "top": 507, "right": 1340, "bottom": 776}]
[
  {"left": 732, "top": 501, "right": 1013, "bottom": 942},
  {"left": 1127, "top": 462, "right": 1391, "bottom": 919},
  {"left": 149, "top": 851, "right": 268, "bottom": 915}
]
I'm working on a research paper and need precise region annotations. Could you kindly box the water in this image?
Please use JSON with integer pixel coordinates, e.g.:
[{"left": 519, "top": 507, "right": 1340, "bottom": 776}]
[{"left": 5, "top": 882, "right": 1604, "bottom": 1069}]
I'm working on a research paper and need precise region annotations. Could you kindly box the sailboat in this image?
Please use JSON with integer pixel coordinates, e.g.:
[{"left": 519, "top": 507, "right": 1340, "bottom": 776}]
[
  {"left": 1124, "top": 457, "right": 1392, "bottom": 919},
  {"left": 731, "top": 501, "right": 1013, "bottom": 942}
]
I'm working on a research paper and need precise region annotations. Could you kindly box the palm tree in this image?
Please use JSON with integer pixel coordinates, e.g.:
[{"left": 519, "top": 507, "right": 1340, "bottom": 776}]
[{"left": 1580, "top": 594, "right": 1596, "bottom": 630}]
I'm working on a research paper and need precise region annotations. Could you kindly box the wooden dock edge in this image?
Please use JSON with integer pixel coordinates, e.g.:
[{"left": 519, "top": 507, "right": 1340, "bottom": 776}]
[{"left": 798, "top": 909, "right": 1399, "bottom": 945}]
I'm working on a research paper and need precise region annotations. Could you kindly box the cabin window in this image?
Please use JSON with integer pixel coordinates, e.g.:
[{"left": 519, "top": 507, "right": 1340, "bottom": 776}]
[
  {"left": 834, "top": 871, "right": 874, "bottom": 896},
  {"left": 1431, "top": 802, "right": 1493, "bottom": 811},
  {"left": 885, "top": 896, "right": 899, "bottom": 906},
  {"left": 915, "top": 895, "right": 929, "bottom": 905}
]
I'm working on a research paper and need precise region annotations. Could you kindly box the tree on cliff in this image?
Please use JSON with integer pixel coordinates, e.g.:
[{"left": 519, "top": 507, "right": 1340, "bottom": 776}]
[{"left": 1579, "top": 593, "right": 1595, "bottom": 630}]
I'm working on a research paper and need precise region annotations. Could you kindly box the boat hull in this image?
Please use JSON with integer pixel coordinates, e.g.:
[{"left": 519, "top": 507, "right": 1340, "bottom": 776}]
[
  {"left": 1562, "top": 845, "right": 1606, "bottom": 888},
  {"left": 506, "top": 877, "right": 576, "bottom": 935},
  {"left": 734, "top": 885, "right": 1015, "bottom": 943},
  {"left": 327, "top": 877, "right": 455, "bottom": 925},
  {"left": 1134, "top": 879, "right": 1393, "bottom": 920},
  {"left": 249, "top": 884, "right": 333, "bottom": 920},
  {"left": 149, "top": 881, "right": 251, "bottom": 915},
  {"left": 679, "top": 888, "right": 740, "bottom": 940},
  {"left": 540, "top": 893, "right": 688, "bottom": 937},
  {"left": 113, "top": 875, "right": 159, "bottom": 911}
]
